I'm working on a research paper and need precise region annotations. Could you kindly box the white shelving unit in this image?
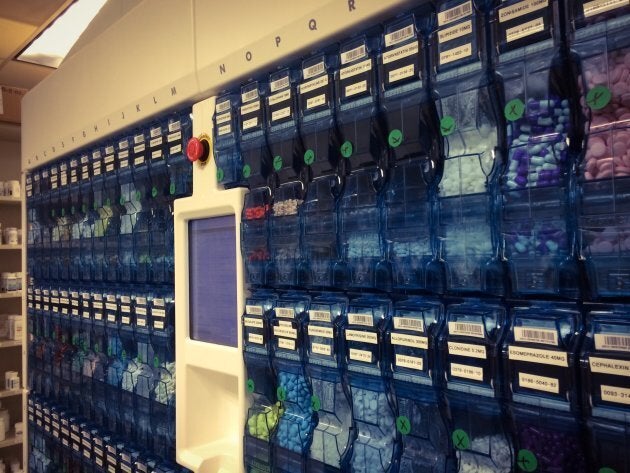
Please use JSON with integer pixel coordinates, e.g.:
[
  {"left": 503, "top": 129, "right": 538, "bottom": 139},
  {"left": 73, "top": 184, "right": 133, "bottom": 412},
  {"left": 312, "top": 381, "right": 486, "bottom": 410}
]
[{"left": 0, "top": 136, "right": 25, "bottom": 468}]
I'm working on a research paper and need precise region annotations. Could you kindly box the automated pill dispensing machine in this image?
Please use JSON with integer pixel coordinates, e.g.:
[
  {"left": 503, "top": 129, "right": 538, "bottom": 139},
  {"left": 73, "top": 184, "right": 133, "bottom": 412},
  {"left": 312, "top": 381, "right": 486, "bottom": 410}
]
[{"left": 20, "top": 1, "right": 417, "bottom": 471}]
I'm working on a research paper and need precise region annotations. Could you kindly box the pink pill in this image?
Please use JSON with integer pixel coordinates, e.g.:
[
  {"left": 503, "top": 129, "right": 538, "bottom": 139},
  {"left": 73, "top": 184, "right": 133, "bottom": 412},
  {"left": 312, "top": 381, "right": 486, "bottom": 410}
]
[
  {"left": 591, "top": 115, "right": 610, "bottom": 127},
  {"left": 599, "top": 169, "right": 613, "bottom": 178},
  {"left": 612, "top": 66, "right": 623, "bottom": 83},
  {"left": 584, "top": 171, "right": 594, "bottom": 180},
  {"left": 619, "top": 113, "right": 630, "bottom": 122},
  {"left": 613, "top": 141, "right": 626, "bottom": 156},
  {"left": 615, "top": 165, "right": 630, "bottom": 175},
  {"left": 589, "top": 137, "right": 607, "bottom": 157},
  {"left": 614, "top": 82, "right": 628, "bottom": 96},
  {"left": 586, "top": 158, "right": 598, "bottom": 173},
  {"left": 623, "top": 153, "right": 630, "bottom": 167}
]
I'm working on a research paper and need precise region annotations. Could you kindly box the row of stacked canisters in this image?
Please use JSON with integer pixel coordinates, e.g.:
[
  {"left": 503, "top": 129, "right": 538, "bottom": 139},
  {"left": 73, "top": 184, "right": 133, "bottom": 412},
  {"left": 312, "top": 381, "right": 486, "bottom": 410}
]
[
  {"left": 211, "top": 0, "right": 630, "bottom": 471},
  {"left": 25, "top": 109, "right": 193, "bottom": 472}
]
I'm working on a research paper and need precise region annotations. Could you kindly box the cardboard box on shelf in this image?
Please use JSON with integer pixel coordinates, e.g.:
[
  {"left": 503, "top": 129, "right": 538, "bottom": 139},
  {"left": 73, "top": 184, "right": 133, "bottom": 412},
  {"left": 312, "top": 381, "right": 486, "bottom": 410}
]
[{"left": 0, "top": 86, "right": 27, "bottom": 124}]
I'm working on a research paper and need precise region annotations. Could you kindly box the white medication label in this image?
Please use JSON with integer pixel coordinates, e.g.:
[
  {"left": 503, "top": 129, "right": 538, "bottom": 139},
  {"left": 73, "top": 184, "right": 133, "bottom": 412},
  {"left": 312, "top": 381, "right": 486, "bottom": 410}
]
[
  {"left": 340, "top": 59, "right": 372, "bottom": 80},
  {"left": 451, "top": 363, "right": 483, "bottom": 381},
  {"left": 307, "top": 94, "right": 326, "bottom": 110},
  {"left": 438, "top": 20, "right": 473, "bottom": 43},
  {"left": 276, "top": 307, "right": 295, "bottom": 318},
  {"left": 240, "top": 101, "right": 260, "bottom": 115},
  {"left": 270, "top": 75, "right": 290, "bottom": 93},
  {"left": 449, "top": 321, "right": 485, "bottom": 338},
  {"left": 499, "top": 0, "right": 548, "bottom": 22},
  {"left": 589, "top": 357, "right": 630, "bottom": 376},
  {"left": 167, "top": 131, "right": 182, "bottom": 142},
  {"left": 349, "top": 348, "right": 373, "bottom": 363},
  {"left": 272, "top": 107, "right": 291, "bottom": 122},
  {"left": 241, "top": 88, "right": 258, "bottom": 103},
  {"left": 242, "top": 117, "right": 258, "bottom": 130},
  {"left": 310, "top": 310, "right": 331, "bottom": 322},
  {"left": 248, "top": 333, "right": 264, "bottom": 344},
  {"left": 506, "top": 17, "right": 544, "bottom": 42},
  {"left": 584, "top": 0, "right": 629, "bottom": 16},
  {"left": 595, "top": 333, "right": 630, "bottom": 352},
  {"left": 135, "top": 307, "right": 147, "bottom": 316},
  {"left": 274, "top": 325, "right": 297, "bottom": 339},
  {"left": 300, "top": 75, "right": 328, "bottom": 94},
  {"left": 303, "top": 62, "right": 325, "bottom": 81},
  {"left": 308, "top": 325, "right": 334, "bottom": 339},
  {"left": 216, "top": 100, "right": 231, "bottom": 113},
  {"left": 514, "top": 327, "right": 558, "bottom": 346},
  {"left": 382, "top": 41, "right": 419, "bottom": 65},
  {"left": 246, "top": 305, "right": 264, "bottom": 315},
  {"left": 394, "top": 317, "right": 424, "bottom": 332},
  {"left": 440, "top": 43, "right": 472, "bottom": 65},
  {"left": 218, "top": 124, "right": 231, "bottom": 136},
  {"left": 268, "top": 89, "right": 291, "bottom": 106},
  {"left": 346, "top": 329, "right": 378, "bottom": 344},
  {"left": 244, "top": 317, "right": 263, "bottom": 328},
  {"left": 438, "top": 1, "right": 472, "bottom": 25},
  {"left": 601, "top": 385, "right": 630, "bottom": 405},
  {"left": 312, "top": 342, "right": 332, "bottom": 356},
  {"left": 508, "top": 346, "right": 568, "bottom": 367},
  {"left": 385, "top": 24, "right": 415, "bottom": 47},
  {"left": 519, "top": 372, "right": 560, "bottom": 393},
  {"left": 278, "top": 338, "right": 296, "bottom": 350},
  {"left": 345, "top": 80, "right": 365, "bottom": 97},
  {"left": 215, "top": 112, "right": 231, "bottom": 124},
  {"left": 396, "top": 354, "right": 424, "bottom": 370},
  {"left": 391, "top": 333, "right": 428, "bottom": 349},
  {"left": 389, "top": 64, "right": 416, "bottom": 83},
  {"left": 348, "top": 313, "right": 373, "bottom": 327},
  {"left": 341, "top": 44, "right": 367, "bottom": 64},
  {"left": 150, "top": 137, "right": 162, "bottom": 148},
  {"left": 448, "top": 342, "right": 487, "bottom": 359}
]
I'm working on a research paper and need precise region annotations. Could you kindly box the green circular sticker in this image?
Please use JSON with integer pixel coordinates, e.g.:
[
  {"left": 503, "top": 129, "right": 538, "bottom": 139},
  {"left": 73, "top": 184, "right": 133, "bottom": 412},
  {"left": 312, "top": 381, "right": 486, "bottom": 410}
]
[
  {"left": 440, "top": 116, "right": 456, "bottom": 136},
  {"left": 599, "top": 468, "right": 617, "bottom": 473},
  {"left": 452, "top": 429, "right": 470, "bottom": 450},
  {"left": 246, "top": 379, "right": 255, "bottom": 393},
  {"left": 273, "top": 156, "right": 283, "bottom": 171},
  {"left": 277, "top": 386, "right": 287, "bottom": 402},
  {"left": 135, "top": 190, "right": 141, "bottom": 201},
  {"left": 243, "top": 164, "right": 251, "bottom": 178},
  {"left": 396, "top": 415, "right": 411, "bottom": 435},
  {"left": 169, "top": 183, "right": 176, "bottom": 195},
  {"left": 504, "top": 98, "right": 525, "bottom": 121},
  {"left": 388, "top": 129, "right": 403, "bottom": 148},
  {"left": 516, "top": 449, "right": 538, "bottom": 472},
  {"left": 217, "top": 168, "right": 225, "bottom": 182},
  {"left": 340, "top": 140, "right": 354, "bottom": 158},
  {"left": 151, "top": 186, "right": 158, "bottom": 198},
  {"left": 153, "top": 355, "right": 160, "bottom": 368},
  {"left": 311, "top": 395, "right": 321, "bottom": 412},
  {"left": 304, "top": 149, "right": 315, "bottom": 165},
  {"left": 587, "top": 85, "right": 612, "bottom": 111}
]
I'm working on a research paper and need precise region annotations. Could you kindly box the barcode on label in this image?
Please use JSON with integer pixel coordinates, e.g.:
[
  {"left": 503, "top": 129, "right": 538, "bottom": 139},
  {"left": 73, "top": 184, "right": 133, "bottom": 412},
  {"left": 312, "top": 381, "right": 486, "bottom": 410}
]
[
  {"left": 595, "top": 333, "right": 630, "bottom": 352},
  {"left": 385, "top": 25, "right": 414, "bottom": 47},
  {"left": 394, "top": 317, "right": 424, "bottom": 332},
  {"left": 310, "top": 310, "right": 331, "bottom": 322},
  {"left": 150, "top": 127, "right": 161, "bottom": 138},
  {"left": 438, "top": 0, "right": 472, "bottom": 26},
  {"left": 242, "top": 88, "right": 259, "bottom": 103},
  {"left": 168, "top": 120, "right": 181, "bottom": 132},
  {"left": 246, "top": 305, "right": 264, "bottom": 316},
  {"left": 341, "top": 44, "right": 367, "bottom": 65},
  {"left": 303, "top": 61, "right": 325, "bottom": 80},
  {"left": 270, "top": 75, "right": 290, "bottom": 92},
  {"left": 514, "top": 326, "right": 558, "bottom": 346},
  {"left": 276, "top": 307, "right": 295, "bottom": 318},
  {"left": 348, "top": 313, "right": 373, "bottom": 327},
  {"left": 449, "top": 321, "right": 485, "bottom": 338},
  {"left": 216, "top": 100, "right": 231, "bottom": 113}
]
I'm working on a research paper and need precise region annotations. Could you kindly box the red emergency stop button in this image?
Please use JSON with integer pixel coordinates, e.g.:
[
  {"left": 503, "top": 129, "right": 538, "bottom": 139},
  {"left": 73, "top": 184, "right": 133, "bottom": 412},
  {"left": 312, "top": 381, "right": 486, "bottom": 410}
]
[{"left": 186, "top": 136, "right": 210, "bottom": 163}]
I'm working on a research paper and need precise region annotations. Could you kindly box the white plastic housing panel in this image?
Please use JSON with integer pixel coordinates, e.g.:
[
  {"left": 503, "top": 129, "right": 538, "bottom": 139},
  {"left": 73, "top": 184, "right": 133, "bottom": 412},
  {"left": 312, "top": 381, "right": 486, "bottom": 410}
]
[{"left": 175, "top": 97, "right": 247, "bottom": 473}]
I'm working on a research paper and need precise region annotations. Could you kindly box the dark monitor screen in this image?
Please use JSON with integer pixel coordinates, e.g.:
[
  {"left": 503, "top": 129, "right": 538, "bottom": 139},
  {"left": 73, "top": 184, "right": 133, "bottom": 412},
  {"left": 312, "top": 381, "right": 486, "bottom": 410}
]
[{"left": 188, "top": 215, "right": 238, "bottom": 347}]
